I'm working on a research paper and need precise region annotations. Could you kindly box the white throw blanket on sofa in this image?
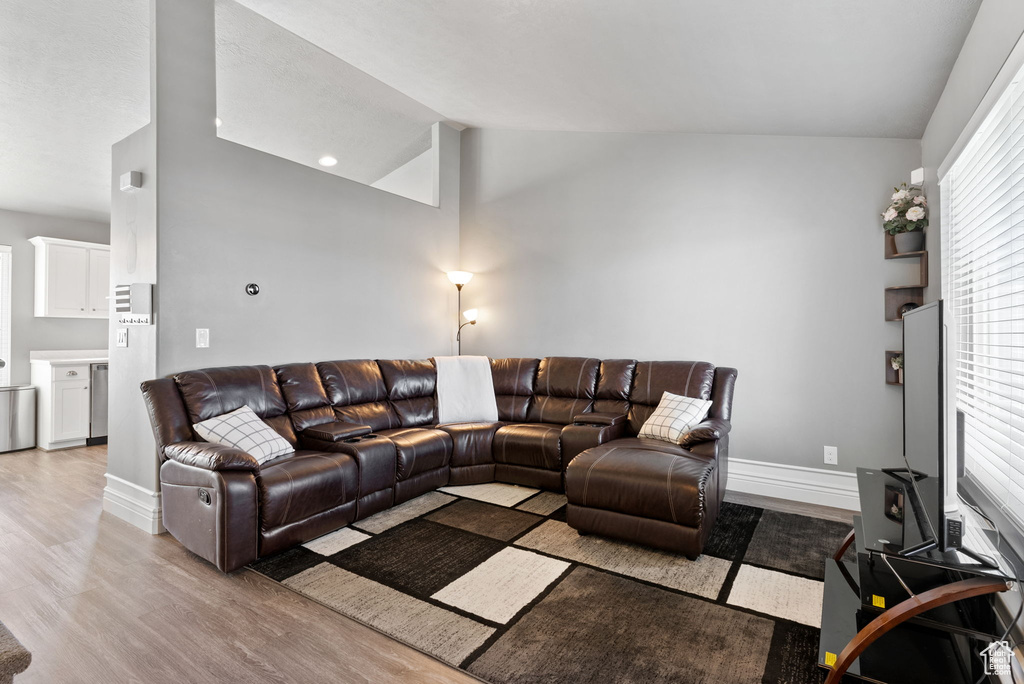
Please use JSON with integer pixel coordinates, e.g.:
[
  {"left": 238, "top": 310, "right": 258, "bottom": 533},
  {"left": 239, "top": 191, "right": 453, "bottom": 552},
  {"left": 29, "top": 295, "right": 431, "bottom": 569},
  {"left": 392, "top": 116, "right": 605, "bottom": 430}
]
[{"left": 435, "top": 355, "right": 499, "bottom": 425}]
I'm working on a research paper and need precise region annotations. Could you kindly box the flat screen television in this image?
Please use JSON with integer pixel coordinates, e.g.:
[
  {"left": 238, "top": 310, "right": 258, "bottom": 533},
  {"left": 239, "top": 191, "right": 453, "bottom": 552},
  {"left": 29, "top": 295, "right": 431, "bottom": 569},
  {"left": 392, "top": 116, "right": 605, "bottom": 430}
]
[{"left": 893, "top": 300, "right": 964, "bottom": 554}]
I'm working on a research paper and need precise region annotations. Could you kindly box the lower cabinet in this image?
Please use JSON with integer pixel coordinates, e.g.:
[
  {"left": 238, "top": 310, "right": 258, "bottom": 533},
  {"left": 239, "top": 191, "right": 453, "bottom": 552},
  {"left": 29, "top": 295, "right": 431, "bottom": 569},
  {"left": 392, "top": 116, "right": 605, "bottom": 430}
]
[
  {"left": 52, "top": 379, "right": 90, "bottom": 443},
  {"left": 31, "top": 361, "right": 97, "bottom": 450}
]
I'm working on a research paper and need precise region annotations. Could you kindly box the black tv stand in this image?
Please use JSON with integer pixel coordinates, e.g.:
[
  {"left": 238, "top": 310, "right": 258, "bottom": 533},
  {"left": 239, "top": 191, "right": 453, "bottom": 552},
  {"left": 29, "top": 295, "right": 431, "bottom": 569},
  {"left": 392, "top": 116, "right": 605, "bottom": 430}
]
[{"left": 818, "top": 468, "right": 1016, "bottom": 683}]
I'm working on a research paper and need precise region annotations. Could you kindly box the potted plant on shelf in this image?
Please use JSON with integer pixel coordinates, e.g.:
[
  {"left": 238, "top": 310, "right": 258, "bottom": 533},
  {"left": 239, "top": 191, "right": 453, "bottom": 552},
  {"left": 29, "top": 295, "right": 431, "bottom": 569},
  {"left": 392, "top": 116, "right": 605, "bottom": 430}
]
[
  {"left": 891, "top": 354, "right": 904, "bottom": 385},
  {"left": 882, "top": 183, "right": 928, "bottom": 253}
]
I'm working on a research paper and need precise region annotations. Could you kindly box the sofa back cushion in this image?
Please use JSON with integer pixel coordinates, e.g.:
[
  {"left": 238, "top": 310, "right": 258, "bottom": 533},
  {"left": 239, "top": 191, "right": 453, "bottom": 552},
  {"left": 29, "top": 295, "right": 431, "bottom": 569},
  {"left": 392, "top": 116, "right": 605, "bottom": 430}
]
[
  {"left": 378, "top": 359, "right": 437, "bottom": 427},
  {"left": 593, "top": 359, "right": 637, "bottom": 415},
  {"left": 316, "top": 359, "right": 400, "bottom": 431},
  {"left": 276, "top": 363, "right": 336, "bottom": 433},
  {"left": 491, "top": 358, "right": 540, "bottom": 422},
  {"left": 526, "top": 357, "right": 600, "bottom": 425},
  {"left": 627, "top": 361, "right": 716, "bottom": 435},
  {"left": 174, "top": 365, "right": 296, "bottom": 445}
]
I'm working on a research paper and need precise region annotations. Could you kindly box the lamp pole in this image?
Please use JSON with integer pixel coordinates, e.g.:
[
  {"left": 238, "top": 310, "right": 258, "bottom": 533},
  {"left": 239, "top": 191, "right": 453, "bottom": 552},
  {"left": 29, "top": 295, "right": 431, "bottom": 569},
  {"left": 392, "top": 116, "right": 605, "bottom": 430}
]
[
  {"left": 447, "top": 271, "right": 474, "bottom": 355},
  {"left": 456, "top": 283, "right": 463, "bottom": 355}
]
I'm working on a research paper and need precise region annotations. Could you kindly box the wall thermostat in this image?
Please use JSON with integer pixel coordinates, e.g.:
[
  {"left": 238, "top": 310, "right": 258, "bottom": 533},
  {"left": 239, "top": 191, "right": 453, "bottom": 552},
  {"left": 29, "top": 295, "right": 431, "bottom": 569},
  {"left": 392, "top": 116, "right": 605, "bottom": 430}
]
[{"left": 245, "top": 283, "right": 260, "bottom": 296}]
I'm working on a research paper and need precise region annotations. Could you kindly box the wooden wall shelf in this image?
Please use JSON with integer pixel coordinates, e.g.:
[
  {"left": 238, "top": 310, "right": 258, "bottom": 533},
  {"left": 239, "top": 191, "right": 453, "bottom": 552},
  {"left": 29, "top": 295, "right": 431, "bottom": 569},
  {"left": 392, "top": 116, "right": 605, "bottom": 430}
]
[
  {"left": 885, "top": 350, "right": 903, "bottom": 386},
  {"left": 884, "top": 286, "right": 924, "bottom": 321},
  {"left": 884, "top": 234, "right": 928, "bottom": 288},
  {"left": 883, "top": 232, "right": 927, "bottom": 384}
]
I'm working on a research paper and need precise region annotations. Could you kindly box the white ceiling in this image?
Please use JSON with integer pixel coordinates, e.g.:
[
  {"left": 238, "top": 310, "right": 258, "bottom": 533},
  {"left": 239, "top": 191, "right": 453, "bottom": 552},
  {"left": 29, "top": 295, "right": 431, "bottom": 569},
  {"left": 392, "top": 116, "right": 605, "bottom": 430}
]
[
  {"left": 0, "top": 0, "right": 149, "bottom": 223},
  {"left": 238, "top": 0, "right": 982, "bottom": 137},
  {"left": 0, "top": 0, "right": 983, "bottom": 222},
  {"left": 216, "top": 0, "right": 441, "bottom": 186}
]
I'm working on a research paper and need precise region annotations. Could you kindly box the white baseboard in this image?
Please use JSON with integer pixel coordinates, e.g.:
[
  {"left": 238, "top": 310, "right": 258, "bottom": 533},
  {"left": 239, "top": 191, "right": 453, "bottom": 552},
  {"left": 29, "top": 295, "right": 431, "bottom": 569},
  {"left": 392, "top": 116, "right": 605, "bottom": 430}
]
[
  {"left": 103, "top": 473, "right": 164, "bottom": 534},
  {"left": 727, "top": 457, "right": 860, "bottom": 512}
]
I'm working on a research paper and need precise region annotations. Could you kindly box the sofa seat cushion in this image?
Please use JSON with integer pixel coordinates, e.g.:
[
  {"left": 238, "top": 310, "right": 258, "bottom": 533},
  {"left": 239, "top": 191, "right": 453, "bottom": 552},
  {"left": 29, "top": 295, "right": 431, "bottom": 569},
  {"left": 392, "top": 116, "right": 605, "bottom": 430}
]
[
  {"left": 564, "top": 444, "right": 715, "bottom": 528},
  {"left": 258, "top": 450, "right": 358, "bottom": 530},
  {"left": 377, "top": 428, "right": 453, "bottom": 481},
  {"left": 493, "top": 423, "right": 563, "bottom": 471}
]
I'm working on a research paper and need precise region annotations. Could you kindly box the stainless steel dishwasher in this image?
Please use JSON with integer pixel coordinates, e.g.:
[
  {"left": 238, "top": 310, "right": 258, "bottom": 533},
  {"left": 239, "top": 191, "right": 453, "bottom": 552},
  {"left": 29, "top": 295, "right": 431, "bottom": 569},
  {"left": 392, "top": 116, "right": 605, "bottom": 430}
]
[
  {"left": 0, "top": 385, "right": 36, "bottom": 452},
  {"left": 89, "top": 363, "right": 108, "bottom": 445}
]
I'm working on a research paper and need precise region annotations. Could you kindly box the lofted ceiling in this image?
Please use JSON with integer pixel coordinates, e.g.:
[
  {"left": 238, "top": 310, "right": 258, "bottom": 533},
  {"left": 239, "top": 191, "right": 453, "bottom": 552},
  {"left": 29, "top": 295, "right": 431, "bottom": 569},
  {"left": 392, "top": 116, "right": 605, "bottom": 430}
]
[
  {"left": 237, "top": 0, "right": 982, "bottom": 137},
  {"left": 0, "top": 0, "right": 983, "bottom": 222},
  {"left": 215, "top": 0, "right": 443, "bottom": 188}
]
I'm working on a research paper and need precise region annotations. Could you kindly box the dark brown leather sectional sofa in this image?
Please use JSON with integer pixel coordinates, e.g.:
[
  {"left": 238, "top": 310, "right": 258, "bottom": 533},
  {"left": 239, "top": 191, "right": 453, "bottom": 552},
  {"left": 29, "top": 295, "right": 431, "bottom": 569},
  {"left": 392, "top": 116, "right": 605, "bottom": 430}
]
[{"left": 141, "top": 357, "right": 736, "bottom": 572}]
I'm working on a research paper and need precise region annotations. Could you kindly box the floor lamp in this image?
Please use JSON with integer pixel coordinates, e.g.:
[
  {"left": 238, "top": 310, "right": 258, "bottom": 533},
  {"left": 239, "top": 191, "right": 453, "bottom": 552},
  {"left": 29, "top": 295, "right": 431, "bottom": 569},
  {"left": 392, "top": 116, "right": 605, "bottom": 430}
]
[{"left": 447, "top": 271, "right": 473, "bottom": 354}]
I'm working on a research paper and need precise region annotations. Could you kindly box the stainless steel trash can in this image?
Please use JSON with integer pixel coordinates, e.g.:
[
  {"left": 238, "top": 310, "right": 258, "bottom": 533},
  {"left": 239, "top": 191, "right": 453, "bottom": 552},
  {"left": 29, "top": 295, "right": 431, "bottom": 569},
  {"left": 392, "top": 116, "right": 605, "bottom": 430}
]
[{"left": 0, "top": 385, "right": 36, "bottom": 452}]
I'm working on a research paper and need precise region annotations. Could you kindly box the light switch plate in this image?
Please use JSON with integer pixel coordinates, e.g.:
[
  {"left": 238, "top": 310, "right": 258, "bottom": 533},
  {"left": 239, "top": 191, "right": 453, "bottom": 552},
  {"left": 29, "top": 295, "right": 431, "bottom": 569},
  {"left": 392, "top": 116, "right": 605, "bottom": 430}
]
[
  {"left": 196, "top": 328, "right": 209, "bottom": 348},
  {"left": 116, "top": 329, "right": 128, "bottom": 348}
]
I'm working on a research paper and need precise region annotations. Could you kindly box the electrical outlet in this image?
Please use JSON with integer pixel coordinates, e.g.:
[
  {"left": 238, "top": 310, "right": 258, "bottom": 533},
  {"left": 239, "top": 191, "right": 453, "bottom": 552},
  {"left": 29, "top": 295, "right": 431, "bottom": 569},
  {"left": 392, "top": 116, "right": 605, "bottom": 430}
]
[
  {"left": 196, "top": 328, "right": 210, "bottom": 348},
  {"left": 115, "top": 329, "right": 128, "bottom": 348},
  {"left": 824, "top": 445, "right": 838, "bottom": 465}
]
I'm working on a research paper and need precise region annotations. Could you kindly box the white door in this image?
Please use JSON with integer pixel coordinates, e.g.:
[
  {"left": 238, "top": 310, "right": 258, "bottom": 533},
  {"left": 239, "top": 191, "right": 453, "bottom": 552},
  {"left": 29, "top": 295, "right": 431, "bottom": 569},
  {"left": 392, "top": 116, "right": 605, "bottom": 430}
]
[
  {"left": 52, "top": 379, "right": 90, "bottom": 442},
  {"left": 0, "top": 246, "right": 10, "bottom": 386},
  {"left": 87, "top": 249, "right": 110, "bottom": 317},
  {"left": 46, "top": 245, "right": 89, "bottom": 317}
]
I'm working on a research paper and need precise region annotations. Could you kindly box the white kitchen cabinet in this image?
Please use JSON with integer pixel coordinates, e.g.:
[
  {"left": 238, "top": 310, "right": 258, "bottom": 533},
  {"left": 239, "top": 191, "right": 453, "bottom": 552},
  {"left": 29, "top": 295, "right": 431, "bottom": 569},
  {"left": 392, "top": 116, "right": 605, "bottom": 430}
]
[
  {"left": 52, "top": 379, "right": 91, "bottom": 442},
  {"left": 88, "top": 249, "right": 110, "bottom": 316},
  {"left": 31, "top": 355, "right": 106, "bottom": 451},
  {"left": 29, "top": 236, "right": 110, "bottom": 318}
]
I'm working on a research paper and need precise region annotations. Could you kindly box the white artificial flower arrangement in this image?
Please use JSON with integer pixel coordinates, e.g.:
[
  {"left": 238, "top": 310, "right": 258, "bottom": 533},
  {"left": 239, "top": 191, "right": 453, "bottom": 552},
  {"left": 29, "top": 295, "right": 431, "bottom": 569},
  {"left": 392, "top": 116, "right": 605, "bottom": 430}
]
[{"left": 881, "top": 183, "right": 928, "bottom": 235}]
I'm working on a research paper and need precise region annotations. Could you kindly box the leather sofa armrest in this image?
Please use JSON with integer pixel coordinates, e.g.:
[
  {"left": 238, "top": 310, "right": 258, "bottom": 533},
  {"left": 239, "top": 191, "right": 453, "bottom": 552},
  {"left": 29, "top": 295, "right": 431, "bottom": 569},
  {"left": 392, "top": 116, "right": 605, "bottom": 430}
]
[
  {"left": 686, "top": 433, "right": 726, "bottom": 458},
  {"left": 303, "top": 421, "right": 373, "bottom": 443},
  {"left": 561, "top": 421, "right": 627, "bottom": 465},
  {"left": 160, "top": 459, "right": 259, "bottom": 572},
  {"left": 679, "top": 419, "right": 731, "bottom": 447},
  {"left": 572, "top": 412, "right": 626, "bottom": 427},
  {"left": 164, "top": 441, "right": 260, "bottom": 472}
]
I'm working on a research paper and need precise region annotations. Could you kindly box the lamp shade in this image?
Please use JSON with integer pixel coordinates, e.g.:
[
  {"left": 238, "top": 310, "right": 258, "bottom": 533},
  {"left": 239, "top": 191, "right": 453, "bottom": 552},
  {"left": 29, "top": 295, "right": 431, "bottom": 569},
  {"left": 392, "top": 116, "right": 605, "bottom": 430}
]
[
  {"left": 447, "top": 271, "right": 473, "bottom": 286},
  {"left": 462, "top": 308, "right": 478, "bottom": 323}
]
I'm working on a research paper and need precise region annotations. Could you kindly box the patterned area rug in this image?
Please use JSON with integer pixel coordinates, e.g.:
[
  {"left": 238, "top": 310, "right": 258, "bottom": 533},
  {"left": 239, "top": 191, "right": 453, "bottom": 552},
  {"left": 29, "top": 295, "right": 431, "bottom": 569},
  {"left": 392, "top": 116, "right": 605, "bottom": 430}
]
[{"left": 250, "top": 483, "right": 853, "bottom": 684}]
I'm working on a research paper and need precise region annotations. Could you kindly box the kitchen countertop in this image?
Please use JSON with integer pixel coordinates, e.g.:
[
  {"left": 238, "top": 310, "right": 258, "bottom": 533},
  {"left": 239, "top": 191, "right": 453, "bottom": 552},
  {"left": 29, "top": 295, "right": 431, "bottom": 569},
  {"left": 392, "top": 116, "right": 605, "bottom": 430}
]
[{"left": 30, "top": 350, "right": 109, "bottom": 364}]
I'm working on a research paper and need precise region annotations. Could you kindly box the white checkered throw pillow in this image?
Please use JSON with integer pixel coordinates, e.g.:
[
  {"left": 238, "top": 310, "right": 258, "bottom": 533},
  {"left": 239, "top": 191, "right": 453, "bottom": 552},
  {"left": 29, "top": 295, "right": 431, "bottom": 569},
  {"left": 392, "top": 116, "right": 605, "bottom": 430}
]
[
  {"left": 193, "top": 405, "right": 293, "bottom": 465},
  {"left": 638, "top": 391, "right": 713, "bottom": 445}
]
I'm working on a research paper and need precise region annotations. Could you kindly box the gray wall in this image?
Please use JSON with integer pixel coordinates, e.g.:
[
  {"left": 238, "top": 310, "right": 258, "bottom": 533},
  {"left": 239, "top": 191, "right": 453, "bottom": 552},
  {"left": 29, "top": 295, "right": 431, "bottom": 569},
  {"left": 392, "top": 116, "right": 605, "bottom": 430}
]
[
  {"left": 109, "top": 123, "right": 158, "bottom": 491},
  {"left": 920, "top": 0, "right": 1024, "bottom": 301},
  {"left": 106, "top": 0, "right": 461, "bottom": 497},
  {"left": 152, "top": 0, "right": 459, "bottom": 377},
  {"left": 460, "top": 129, "right": 922, "bottom": 472},
  {"left": 0, "top": 208, "right": 109, "bottom": 384}
]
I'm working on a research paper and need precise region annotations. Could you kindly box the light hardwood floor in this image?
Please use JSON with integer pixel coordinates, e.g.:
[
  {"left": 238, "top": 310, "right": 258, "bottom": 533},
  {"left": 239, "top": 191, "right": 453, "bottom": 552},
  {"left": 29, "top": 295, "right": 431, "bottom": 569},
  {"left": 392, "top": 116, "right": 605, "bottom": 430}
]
[
  {"left": 0, "top": 445, "right": 853, "bottom": 683},
  {"left": 0, "top": 445, "right": 479, "bottom": 683}
]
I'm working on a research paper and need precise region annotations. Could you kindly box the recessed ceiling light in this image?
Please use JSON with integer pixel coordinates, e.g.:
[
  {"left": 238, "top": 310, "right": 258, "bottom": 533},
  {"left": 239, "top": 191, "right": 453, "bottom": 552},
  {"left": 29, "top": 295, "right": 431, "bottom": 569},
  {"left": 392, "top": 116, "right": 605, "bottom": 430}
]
[
  {"left": 318, "top": 156, "right": 338, "bottom": 167},
  {"left": 214, "top": 117, "right": 222, "bottom": 128}
]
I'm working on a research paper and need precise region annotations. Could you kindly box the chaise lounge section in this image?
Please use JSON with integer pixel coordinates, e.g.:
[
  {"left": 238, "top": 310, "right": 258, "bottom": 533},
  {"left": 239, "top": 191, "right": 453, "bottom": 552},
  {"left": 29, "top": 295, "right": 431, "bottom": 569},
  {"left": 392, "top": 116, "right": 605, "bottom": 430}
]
[
  {"left": 142, "top": 356, "right": 736, "bottom": 572},
  {"left": 564, "top": 360, "right": 736, "bottom": 558}
]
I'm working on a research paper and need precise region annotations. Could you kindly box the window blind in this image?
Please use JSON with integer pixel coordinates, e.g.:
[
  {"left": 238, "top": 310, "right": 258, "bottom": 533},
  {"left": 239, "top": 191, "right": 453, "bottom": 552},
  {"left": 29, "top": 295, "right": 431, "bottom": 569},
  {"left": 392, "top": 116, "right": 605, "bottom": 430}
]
[{"left": 942, "top": 63, "right": 1024, "bottom": 529}]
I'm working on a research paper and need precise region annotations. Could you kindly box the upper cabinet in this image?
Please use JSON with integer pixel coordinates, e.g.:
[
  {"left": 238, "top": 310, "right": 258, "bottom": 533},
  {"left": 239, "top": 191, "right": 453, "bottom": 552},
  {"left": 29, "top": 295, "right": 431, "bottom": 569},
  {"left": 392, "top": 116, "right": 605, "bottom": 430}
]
[
  {"left": 87, "top": 248, "right": 111, "bottom": 316},
  {"left": 29, "top": 237, "right": 110, "bottom": 318}
]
